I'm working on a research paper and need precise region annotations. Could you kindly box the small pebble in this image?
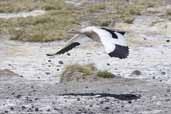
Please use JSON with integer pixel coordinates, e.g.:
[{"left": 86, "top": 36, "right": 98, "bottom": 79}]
[
  {"left": 77, "top": 98, "right": 80, "bottom": 101},
  {"left": 35, "top": 108, "right": 39, "bottom": 112},
  {"left": 161, "top": 71, "right": 166, "bottom": 75},
  {"left": 107, "top": 63, "right": 110, "bottom": 66},
  {"left": 167, "top": 88, "right": 170, "bottom": 93},
  {"left": 166, "top": 40, "right": 170, "bottom": 43},
  {"left": 10, "top": 107, "right": 14, "bottom": 111},
  {"left": 131, "top": 70, "right": 141, "bottom": 75},
  {"left": 16, "top": 95, "right": 22, "bottom": 99},
  {"left": 67, "top": 53, "right": 71, "bottom": 56},
  {"left": 128, "top": 101, "right": 132, "bottom": 104},
  {"left": 47, "top": 109, "right": 51, "bottom": 112},
  {"left": 45, "top": 72, "right": 50, "bottom": 75},
  {"left": 58, "top": 61, "right": 64, "bottom": 64},
  {"left": 48, "top": 60, "right": 52, "bottom": 62},
  {"left": 21, "top": 106, "right": 26, "bottom": 110}
]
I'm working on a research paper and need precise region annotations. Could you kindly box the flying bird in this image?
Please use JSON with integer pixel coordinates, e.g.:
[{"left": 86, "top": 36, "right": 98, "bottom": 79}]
[{"left": 46, "top": 26, "right": 129, "bottom": 59}]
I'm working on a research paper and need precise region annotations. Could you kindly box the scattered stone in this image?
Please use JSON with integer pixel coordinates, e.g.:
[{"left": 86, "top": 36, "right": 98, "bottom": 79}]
[
  {"left": 166, "top": 40, "right": 170, "bottom": 43},
  {"left": 21, "top": 106, "right": 26, "bottom": 110},
  {"left": 57, "top": 69, "right": 60, "bottom": 71},
  {"left": 10, "top": 107, "right": 14, "bottom": 111},
  {"left": 58, "top": 61, "right": 64, "bottom": 65},
  {"left": 35, "top": 108, "right": 39, "bottom": 112},
  {"left": 35, "top": 98, "right": 39, "bottom": 101},
  {"left": 131, "top": 70, "right": 141, "bottom": 76},
  {"left": 67, "top": 53, "right": 71, "bottom": 56},
  {"left": 161, "top": 71, "right": 166, "bottom": 75},
  {"left": 47, "top": 109, "right": 51, "bottom": 112},
  {"left": 77, "top": 98, "right": 80, "bottom": 101},
  {"left": 107, "top": 63, "right": 110, "bottom": 66},
  {"left": 11, "top": 92, "right": 15, "bottom": 95},
  {"left": 19, "top": 75, "right": 24, "bottom": 78},
  {"left": 104, "top": 106, "right": 110, "bottom": 110},
  {"left": 128, "top": 101, "right": 132, "bottom": 104},
  {"left": 45, "top": 72, "right": 50, "bottom": 75},
  {"left": 167, "top": 89, "right": 170, "bottom": 93},
  {"left": 48, "top": 60, "right": 52, "bottom": 62},
  {"left": 16, "top": 95, "right": 22, "bottom": 99},
  {"left": 8, "top": 64, "right": 12, "bottom": 66}
]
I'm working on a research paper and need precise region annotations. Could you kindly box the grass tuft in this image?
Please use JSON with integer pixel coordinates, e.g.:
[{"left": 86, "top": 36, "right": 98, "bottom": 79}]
[
  {"left": 0, "top": 0, "right": 162, "bottom": 42},
  {"left": 97, "top": 71, "right": 114, "bottom": 78},
  {"left": 62, "top": 64, "right": 96, "bottom": 76}
]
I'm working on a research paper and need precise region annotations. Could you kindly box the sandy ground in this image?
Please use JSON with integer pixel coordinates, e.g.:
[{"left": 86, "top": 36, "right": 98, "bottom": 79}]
[{"left": 0, "top": 2, "right": 171, "bottom": 114}]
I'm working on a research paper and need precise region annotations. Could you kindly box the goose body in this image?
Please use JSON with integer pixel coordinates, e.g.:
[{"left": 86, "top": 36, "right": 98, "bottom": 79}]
[{"left": 47, "top": 26, "right": 129, "bottom": 59}]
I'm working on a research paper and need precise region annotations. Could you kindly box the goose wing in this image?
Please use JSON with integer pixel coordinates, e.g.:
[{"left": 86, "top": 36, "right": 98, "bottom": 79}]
[{"left": 46, "top": 34, "right": 81, "bottom": 56}]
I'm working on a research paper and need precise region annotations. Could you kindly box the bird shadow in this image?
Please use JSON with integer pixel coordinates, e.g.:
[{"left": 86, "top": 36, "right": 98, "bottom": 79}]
[{"left": 59, "top": 93, "right": 141, "bottom": 101}]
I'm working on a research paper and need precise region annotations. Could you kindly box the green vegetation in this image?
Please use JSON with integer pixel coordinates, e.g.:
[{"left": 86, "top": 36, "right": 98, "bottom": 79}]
[
  {"left": 62, "top": 64, "right": 96, "bottom": 76},
  {"left": 61, "top": 64, "right": 114, "bottom": 82},
  {"left": 0, "top": 0, "right": 162, "bottom": 42},
  {"left": 97, "top": 71, "right": 114, "bottom": 78},
  {"left": 0, "top": 0, "right": 79, "bottom": 42}
]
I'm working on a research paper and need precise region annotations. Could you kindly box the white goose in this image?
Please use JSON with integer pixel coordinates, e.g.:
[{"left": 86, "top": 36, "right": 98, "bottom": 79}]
[{"left": 47, "top": 26, "right": 129, "bottom": 59}]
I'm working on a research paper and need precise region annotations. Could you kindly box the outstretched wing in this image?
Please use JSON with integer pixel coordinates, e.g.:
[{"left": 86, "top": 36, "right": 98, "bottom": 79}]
[{"left": 46, "top": 34, "right": 81, "bottom": 56}]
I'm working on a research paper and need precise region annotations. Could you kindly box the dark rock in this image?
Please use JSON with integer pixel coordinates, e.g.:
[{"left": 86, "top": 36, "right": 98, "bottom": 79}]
[
  {"left": 45, "top": 72, "right": 50, "bottom": 75},
  {"left": 167, "top": 89, "right": 170, "bottom": 93},
  {"left": 11, "top": 92, "right": 15, "bottom": 95},
  {"left": 10, "top": 107, "right": 14, "bottom": 111},
  {"left": 21, "top": 106, "right": 26, "bottom": 110},
  {"left": 47, "top": 109, "right": 51, "bottom": 112},
  {"left": 35, "top": 108, "right": 39, "bottom": 112},
  {"left": 16, "top": 95, "right": 22, "bottom": 99},
  {"left": 35, "top": 98, "right": 39, "bottom": 101},
  {"left": 77, "top": 98, "right": 80, "bottom": 101},
  {"left": 161, "top": 71, "right": 166, "bottom": 75},
  {"left": 128, "top": 101, "right": 132, "bottom": 104},
  {"left": 166, "top": 40, "right": 170, "bottom": 43},
  {"left": 104, "top": 106, "right": 110, "bottom": 110},
  {"left": 48, "top": 60, "right": 52, "bottom": 62},
  {"left": 58, "top": 61, "right": 64, "bottom": 64},
  {"left": 131, "top": 70, "right": 141, "bottom": 76},
  {"left": 107, "top": 63, "right": 110, "bottom": 66},
  {"left": 67, "top": 53, "right": 71, "bottom": 56}
]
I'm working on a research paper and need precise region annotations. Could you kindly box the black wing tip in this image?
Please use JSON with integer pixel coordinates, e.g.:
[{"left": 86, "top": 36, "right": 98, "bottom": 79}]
[
  {"left": 46, "top": 53, "right": 57, "bottom": 56},
  {"left": 108, "top": 45, "right": 129, "bottom": 59},
  {"left": 47, "top": 42, "right": 80, "bottom": 56}
]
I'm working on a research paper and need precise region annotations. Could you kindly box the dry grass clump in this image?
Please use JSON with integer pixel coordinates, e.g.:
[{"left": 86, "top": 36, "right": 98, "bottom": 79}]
[
  {"left": 84, "top": 0, "right": 162, "bottom": 25},
  {"left": 62, "top": 64, "right": 96, "bottom": 76},
  {"left": 0, "top": 0, "right": 162, "bottom": 42},
  {"left": 0, "top": 0, "right": 79, "bottom": 42},
  {"left": 61, "top": 64, "right": 114, "bottom": 82}
]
